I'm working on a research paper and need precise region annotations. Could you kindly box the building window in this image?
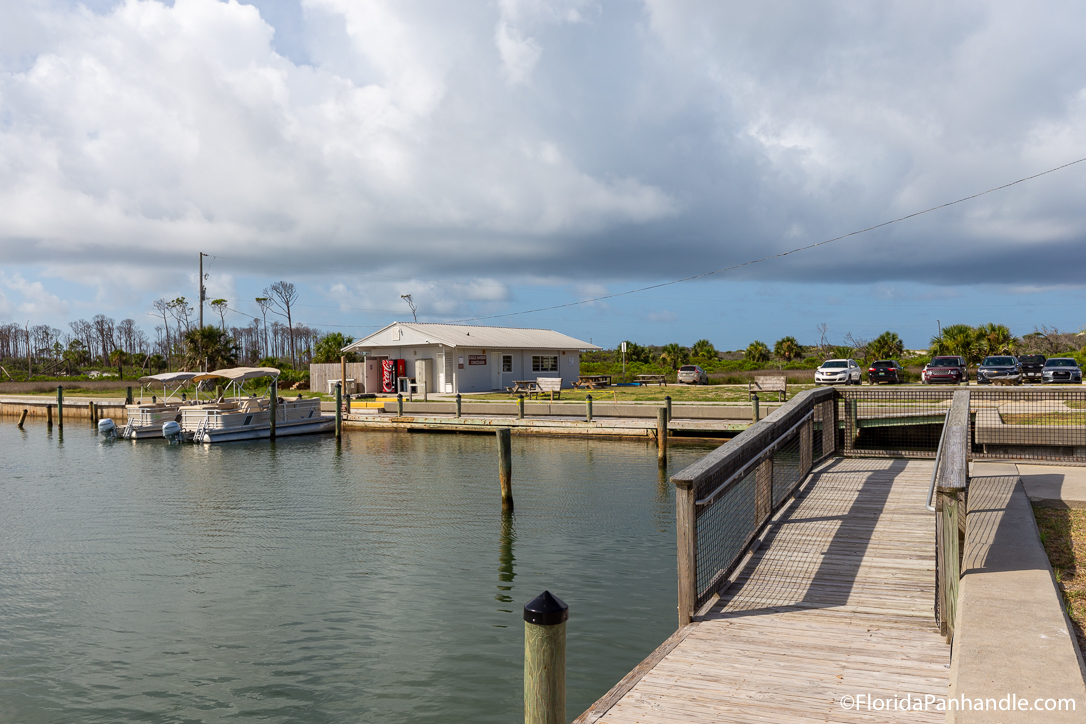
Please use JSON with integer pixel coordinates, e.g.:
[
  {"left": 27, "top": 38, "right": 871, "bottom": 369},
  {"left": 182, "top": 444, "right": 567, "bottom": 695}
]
[
  {"left": 532, "top": 355, "right": 558, "bottom": 372},
  {"left": 502, "top": 355, "right": 513, "bottom": 372}
]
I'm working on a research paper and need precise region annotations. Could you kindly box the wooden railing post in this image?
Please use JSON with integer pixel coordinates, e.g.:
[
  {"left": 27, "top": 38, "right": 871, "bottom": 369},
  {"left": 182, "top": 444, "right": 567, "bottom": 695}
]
[
  {"left": 934, "top": 390, "right": 969, "bottom": 642},
  {"left": 800, "top": 418, "right": 813, "bottom": 476},
  {"left": 675, "top": 480, "right": 697, "bottom": 626},
  {"left": 755, "top": 456, "right": 773, "bottom": 524}
]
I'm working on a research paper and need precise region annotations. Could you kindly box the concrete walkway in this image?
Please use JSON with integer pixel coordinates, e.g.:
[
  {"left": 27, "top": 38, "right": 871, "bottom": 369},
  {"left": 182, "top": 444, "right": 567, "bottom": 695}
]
[
  {"left": 950, "top": 463, "right": 1086, "bottom": 722},
  {"left": 1017, "top": 463, "right": 1086, "bottom": 509}
]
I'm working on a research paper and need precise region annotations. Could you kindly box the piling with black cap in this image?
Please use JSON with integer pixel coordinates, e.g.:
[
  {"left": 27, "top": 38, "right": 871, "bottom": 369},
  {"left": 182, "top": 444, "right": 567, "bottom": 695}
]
[
  {"left": 751, "top": 393, "right": 760, "bottom": 422},
  {"left": 518, "top": 395, "right": 525, "bottom": 419},
  {"left": 269, "top": 379, "right": 277, "bottom": 440},
  {"left": 524, "top": 591, "right": 568, "bottom": 724},
  {"left": 89, "top": 401, "right": 97, "bottom": 427},
  {"left": 125, "top": 386, "right": 133, "bottom": 405},
  {"left": 335, "top": 382, "right": 342, "bottom": 439},
  {"left": 47, "top": 404, "right": 53, "bottom": 427},
  {"left": 586, "top": 394, "right": 593, "bottom": 423},
  {"left": 497, "top": 427, "right": 513, "bottom": 510},
  {"left": 397, "top": 392, "right": 404, "bottom": 417},
  {"left": 665, "top": 395, "right": 672, "bottom": 422},
  {"left": 455, "top": 394, "right": 462, "bottom": 418},
  {"left": 56, "top": 386, "right": 63, "bottom": 429}
]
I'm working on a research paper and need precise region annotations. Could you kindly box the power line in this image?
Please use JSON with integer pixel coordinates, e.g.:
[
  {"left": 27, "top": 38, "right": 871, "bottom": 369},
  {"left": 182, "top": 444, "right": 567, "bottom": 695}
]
[{"left": 444, "top": 155, "right": 1086, "bottom": 323}]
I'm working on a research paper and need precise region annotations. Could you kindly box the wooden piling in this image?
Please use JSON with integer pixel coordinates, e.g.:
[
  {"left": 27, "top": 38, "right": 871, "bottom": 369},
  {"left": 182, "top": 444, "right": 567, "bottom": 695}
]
[
  {"left": 751, "top": 394, "right": 760, "bottom": 422},
  {"left": 524, "top": 591, "right": 568, "bottom": 724},
  {"left": 518, "top": 395, "right": 525, "bottom": 419},
  {"left": 125, "top": 386, "right": 133, "bottom": 405},
  {"left": 665, "top": 395, "right": 672, "bottom": 422},
  {"left": 340, "top": 355, "right": 347, "bottom": 398},
  {"left": 335, "top": 382, "right": 342, "bottom": 440},
  {"left": 397, "top": 393, "right": 404, "bottom": 417},
  {"left": 270, "top": 379, "right": 277, "bottom": 440},
  {"left": 17, "top": 409, "right": 28, "bottom": 428},
  {"left": 497, "top": 427, "right": 513, "bottom": 510},
  {"left": 89, "top": 401, "right": 96, "bottom": 426},
  {"left": 586, "top": 395, "right": 593, "bottom": 422},
  {"left": 455, "top": 394, "right": 462, "bottom": 418},
  {"left": 56, "top": 386, "right": 63, "bottom": 429},
  {"left": 675, "top": 479, "right": 697, "bottom": 625},
  {"left": 657, "top": 407, "right": 668, "bottom": 464},
  {"left": 46, "top": 404, "right": 53, "bottom": 427}
]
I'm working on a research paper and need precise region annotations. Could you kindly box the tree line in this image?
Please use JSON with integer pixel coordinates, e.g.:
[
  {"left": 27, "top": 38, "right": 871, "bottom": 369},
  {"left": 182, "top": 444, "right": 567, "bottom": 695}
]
[{"left": 0, "top": 280, "right": 357, "bottom": 382}]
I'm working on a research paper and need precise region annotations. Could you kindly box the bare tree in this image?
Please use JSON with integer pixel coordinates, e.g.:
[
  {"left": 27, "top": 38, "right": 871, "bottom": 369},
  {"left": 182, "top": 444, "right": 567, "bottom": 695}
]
[
  {"left": 255, "top": 297, "right": 272, "bottom": 359},
  {"left": 263, "top": 282, "right": 298, "bottom": 367},
  {"left": 152, "top": 299, "right": 172, "bottom": 371},
  {"left": 816, "top": 323, "right": 829, "bottom": 355},
  {"left": 211, "top": 299, "right": 228, "bottom": 330}
]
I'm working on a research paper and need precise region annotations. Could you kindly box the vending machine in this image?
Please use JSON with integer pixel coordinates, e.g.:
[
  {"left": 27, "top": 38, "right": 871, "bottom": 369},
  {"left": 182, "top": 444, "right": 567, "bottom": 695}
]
[
  {"left": 381, "top": 359, "right": 395, "bottom": 393},
  {"left": 395, "top": 359, "right": 407, "bottom": 379}
]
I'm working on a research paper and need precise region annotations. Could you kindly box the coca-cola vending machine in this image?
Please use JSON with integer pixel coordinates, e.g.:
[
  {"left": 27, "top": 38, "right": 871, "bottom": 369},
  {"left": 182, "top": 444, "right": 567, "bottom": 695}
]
[{"left": 381, "top": 359, "right": 395, "bottom": 393}]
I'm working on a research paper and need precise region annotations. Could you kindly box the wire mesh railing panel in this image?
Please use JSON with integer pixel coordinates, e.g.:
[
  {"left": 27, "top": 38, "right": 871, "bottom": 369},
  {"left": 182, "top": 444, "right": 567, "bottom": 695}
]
[
  {"left": 837, "top": 388, "right": 954, "bottom": 456},
  {"left": 971, "top": 388, "right": 1086, "bottom": 462},
  {"left": 694, "top": 469, "right": 757, "bottom": 609},
  {"left": 772, "top": 435, "right": 803, "bottom": 508}
]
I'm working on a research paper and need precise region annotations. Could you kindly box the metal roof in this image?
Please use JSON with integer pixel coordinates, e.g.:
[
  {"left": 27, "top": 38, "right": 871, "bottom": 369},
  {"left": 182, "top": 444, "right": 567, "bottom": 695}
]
[{"left": 343, "top": 322, "right": 601, "bottom": 352}]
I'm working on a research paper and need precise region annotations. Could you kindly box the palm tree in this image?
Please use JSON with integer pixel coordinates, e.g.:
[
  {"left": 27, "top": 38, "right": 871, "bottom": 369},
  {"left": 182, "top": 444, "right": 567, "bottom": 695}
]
[
  {"left": 659, "top": 343, "right": 690, "bottom": 370},
  {"left": 931, "top": 324, "right": 980, "bottom": 365},
  {"left": 691, "top": 339, "right": 717, "bottom": 361},
  {"left": 869, "top": 331, "right": 905, "bottom": 360},
  {"left": 183, "top": 325, "right": 240, "bottom": 372},
  {"left": 745, "top": 340, "right": 770, "bottom": 364},
  {"left": 976, "top": 323, "right": 1017, "bottom": 357},
  {"left": 773, "top": 336, "right": 802, "bottom": 363}
]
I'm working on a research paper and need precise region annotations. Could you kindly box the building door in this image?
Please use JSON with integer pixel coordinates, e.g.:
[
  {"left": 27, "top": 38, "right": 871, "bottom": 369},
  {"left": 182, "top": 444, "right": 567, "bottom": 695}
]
[{"left": 500, "top": 354, "right": 514, "bottom": 390}]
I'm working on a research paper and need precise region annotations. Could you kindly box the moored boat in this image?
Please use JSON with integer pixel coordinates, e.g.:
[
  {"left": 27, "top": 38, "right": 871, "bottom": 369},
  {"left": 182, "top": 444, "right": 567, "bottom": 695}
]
[
  {"left": 123, "top": 372, "right": 201, "bottom": 439},
  {"left": 181, "top": 367, "right": 333, "bottom": 443}
]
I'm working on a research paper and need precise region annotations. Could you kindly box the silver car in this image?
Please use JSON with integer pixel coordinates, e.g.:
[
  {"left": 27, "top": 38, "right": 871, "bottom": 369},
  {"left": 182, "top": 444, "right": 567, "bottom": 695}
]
[
  {"left": 1042, "top": 358, "right": 1083, "bottom": 384},
  {"left": 815, "top": 359, "right": 862, "bottom": 385},
  {"left": 677, "top": 364, "right": 708, "bottom": 385}
]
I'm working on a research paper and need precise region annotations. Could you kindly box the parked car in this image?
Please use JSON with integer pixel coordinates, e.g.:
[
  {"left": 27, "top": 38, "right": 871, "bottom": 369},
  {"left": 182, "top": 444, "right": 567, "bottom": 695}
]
[
  {"left": 815, "top": 359, "right": 862, "bottom": 385},
  {"left": 677, "top": 364, "right": 708, "bottom": 385},
  {"left": 1041, "top": 358, "right": 1083, "bottom": 384},
  {"left": 867, "top": 360, "right": 904, "bottom": 384},
  {"left": 1017, "top": 354, "right": 1047, "bottom": 383},
  {"left": 921, "top": 356, "right": 968, "bottom": 385},
  {"left": 976, "top": 356, "right": 1022, "bottom": 385}
]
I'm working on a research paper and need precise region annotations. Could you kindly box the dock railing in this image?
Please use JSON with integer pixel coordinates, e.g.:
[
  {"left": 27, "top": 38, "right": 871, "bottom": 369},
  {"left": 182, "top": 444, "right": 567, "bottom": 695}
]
[
  {"left": 672, "top": 386, "right": 837, "bottom": 625},
  {"left": 929, "top": 389, "right": 970, "bottom": 642}
]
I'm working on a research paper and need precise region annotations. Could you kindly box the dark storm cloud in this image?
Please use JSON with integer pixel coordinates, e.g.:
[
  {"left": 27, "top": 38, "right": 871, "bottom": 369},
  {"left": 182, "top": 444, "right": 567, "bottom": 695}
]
[{"left": 2, "top": 0, "right": 1086, "bottom": 291}]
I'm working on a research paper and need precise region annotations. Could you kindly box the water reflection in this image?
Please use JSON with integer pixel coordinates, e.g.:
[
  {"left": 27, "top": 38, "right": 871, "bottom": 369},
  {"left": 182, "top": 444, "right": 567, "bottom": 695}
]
[{"left": 496, "top": 510, "right": 516, "bottom": 613}]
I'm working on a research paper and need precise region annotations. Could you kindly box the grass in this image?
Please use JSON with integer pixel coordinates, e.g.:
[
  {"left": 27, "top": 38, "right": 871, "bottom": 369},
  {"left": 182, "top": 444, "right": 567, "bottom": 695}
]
[
  {"left": 468, "top": 383, "right": 818, "bottom": 403},
  {"left": 1034, "top": 507, "right": 1086, "bottom": 652},
  {"left": 1002, "top": 413, "right": 1086, "bottom": 426}
]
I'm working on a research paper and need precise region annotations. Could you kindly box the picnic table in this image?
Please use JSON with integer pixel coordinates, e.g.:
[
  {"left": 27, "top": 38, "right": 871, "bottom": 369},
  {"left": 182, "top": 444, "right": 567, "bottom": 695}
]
[
  {"left": 573, "top": 374, "right": 612, "bottom": 390},
  {"left": 636, "top": 374, "right": 668, "bottom": 386},
  {"left": 508, "top": 380, "right": 541, "bottom": 398}
]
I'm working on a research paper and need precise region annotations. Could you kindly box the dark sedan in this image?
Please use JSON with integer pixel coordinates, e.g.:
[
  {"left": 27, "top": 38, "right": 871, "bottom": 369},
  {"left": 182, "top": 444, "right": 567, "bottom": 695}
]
[
  {"left": 976, "top": 356, "right": 1021, "bottom": 385},
  {"left": 1042, "top": 358, "right": 1083, "bottom": 384},
  {"left": 867, "top": 360, "right": 904, "bottom": 384}
]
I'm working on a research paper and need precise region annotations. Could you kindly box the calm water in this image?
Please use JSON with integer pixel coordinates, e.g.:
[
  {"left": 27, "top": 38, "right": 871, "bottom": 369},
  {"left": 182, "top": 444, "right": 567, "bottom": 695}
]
[{"left": 0, "top": 422, "right": 718, "bottom": 723}]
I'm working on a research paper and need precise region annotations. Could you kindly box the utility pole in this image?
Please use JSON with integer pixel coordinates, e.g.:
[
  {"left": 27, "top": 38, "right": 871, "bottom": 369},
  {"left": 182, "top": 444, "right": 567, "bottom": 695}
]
[{"left": 199, "top": 252, "right": 207, "bottom": 328}]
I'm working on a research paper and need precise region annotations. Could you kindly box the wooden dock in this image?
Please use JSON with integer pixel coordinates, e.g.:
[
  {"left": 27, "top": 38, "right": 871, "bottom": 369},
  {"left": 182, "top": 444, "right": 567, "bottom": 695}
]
[
  {"left": 577, "top": 458, "right": 949, "bottom": 723},
  {"left": 343, "top": 412, "right": 751, "bottom": 438}
]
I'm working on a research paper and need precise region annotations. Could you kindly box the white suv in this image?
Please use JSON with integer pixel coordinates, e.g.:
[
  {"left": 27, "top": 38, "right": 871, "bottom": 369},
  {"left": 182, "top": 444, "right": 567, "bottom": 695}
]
[{"left": 815, "top": 359, "right": 862, "bottom": 385}]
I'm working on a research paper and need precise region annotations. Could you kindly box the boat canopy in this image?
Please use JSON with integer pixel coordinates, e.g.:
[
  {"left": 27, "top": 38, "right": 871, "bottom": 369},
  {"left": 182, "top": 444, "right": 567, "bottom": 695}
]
[
  {"left": 192, "top": 367, "right": 281, "bottom": 383},
  {"left": 138, "top": 372, "right": 200, "bottom": 385}
]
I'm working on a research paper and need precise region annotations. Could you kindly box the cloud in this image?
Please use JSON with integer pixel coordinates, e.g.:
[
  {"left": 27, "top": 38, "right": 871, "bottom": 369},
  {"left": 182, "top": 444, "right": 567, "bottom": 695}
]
[
  {"left": 1, "top": 0, "right": 1085, "bottom": 299},
  {"left": 1, "top": 272, "right": 70, "bottom": 317}
]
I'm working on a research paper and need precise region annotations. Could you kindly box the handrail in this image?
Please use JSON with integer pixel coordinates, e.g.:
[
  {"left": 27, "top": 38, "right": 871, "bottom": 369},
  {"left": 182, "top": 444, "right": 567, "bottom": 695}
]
[
  {"left": 696, "top": 410, "right": 813, "bottom": 507},
  {"left": 925, "top": 420, "right": 948, "bottom": 512}
]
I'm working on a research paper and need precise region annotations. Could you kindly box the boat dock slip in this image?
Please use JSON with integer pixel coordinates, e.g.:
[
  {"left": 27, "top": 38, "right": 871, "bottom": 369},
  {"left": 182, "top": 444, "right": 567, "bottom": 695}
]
[{"left": 576, "top": 458, "right": 948, "bottom": 723}]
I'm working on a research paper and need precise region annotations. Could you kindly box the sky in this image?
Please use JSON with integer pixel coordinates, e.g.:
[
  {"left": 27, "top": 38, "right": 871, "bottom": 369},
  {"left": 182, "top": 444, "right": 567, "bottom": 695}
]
[{"left": 3, "top": 0, "right": 1086, "bottom": 351}]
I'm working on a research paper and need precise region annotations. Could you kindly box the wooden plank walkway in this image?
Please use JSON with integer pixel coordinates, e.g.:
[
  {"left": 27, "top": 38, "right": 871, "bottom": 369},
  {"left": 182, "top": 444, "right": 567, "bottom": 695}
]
[{"left": 580, "top": 458, "right": 949, "bottom": 723}]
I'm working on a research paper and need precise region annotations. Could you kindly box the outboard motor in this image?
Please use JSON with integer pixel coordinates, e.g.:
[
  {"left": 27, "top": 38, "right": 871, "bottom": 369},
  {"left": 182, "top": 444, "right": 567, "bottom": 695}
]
[
  {"left": 98, "top": 418, "right": 118, "bottom": 438},
  {"left": 162, "top": 420, "right": 183, "bottom": 443}
]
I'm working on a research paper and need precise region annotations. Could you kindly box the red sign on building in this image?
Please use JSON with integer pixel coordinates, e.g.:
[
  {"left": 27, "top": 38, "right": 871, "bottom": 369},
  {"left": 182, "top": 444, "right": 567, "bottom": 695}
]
[{"left": 468, "top": 355, "right": 487, "bottom": 365}]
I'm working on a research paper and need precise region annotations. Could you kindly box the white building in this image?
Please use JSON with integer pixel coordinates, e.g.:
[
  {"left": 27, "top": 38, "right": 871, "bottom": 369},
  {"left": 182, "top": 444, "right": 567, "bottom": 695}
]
[{"left": 341, "top": 322, "right": 601, "bottom": 394}]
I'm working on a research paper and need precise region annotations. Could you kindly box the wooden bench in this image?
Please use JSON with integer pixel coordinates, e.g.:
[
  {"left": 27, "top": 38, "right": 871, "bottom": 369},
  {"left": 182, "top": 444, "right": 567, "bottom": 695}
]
[
  {"left": 749, "top": 374, "right": 787, "bottom": 401},
  {"left": 636, "top": 374, "right": 667, "bottom": 386},
  {"left": 536, "top": 377, "right": 563, "bottom": 401}
]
